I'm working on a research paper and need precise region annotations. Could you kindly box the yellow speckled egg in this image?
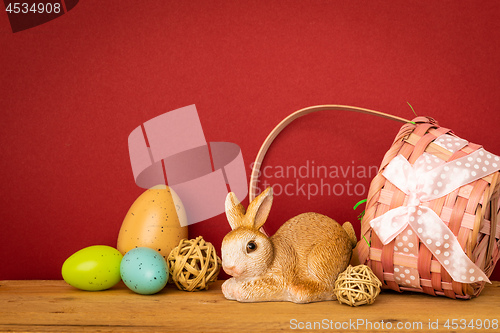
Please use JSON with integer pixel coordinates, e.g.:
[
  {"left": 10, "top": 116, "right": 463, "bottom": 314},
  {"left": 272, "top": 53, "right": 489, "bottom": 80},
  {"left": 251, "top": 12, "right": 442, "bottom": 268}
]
[
  {"left": 61, "top": 245, "right": 123, "bottom": 291},
  {"left": 117, "top": 185, "right": 188, "bottom": 259}
]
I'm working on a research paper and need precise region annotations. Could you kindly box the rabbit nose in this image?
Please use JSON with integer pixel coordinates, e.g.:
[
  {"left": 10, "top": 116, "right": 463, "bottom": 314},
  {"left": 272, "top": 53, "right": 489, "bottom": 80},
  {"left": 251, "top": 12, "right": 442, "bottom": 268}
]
[{"left": 223, "top": 265, "right": 239, "bottom": 276}]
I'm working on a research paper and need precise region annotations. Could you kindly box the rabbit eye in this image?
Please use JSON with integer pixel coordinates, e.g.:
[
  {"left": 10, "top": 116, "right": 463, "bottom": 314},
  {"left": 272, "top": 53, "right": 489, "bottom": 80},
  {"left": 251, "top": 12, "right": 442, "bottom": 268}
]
[{"left": 246, "top": 241, "right": 257, "bottom": 253}]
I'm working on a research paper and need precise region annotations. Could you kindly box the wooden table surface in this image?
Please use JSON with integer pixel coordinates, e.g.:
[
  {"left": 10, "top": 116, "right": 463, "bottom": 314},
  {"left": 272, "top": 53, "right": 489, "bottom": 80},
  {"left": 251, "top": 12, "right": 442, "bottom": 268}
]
[{"left": 0, "top": 280, "right": 499, "bottom": 332}]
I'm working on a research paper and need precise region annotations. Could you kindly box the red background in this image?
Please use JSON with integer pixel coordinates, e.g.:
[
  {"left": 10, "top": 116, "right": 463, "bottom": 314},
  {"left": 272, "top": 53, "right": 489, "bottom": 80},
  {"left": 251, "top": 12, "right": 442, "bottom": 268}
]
[{"left": 1, "top": 1, "right": 499, "bottom": 281}]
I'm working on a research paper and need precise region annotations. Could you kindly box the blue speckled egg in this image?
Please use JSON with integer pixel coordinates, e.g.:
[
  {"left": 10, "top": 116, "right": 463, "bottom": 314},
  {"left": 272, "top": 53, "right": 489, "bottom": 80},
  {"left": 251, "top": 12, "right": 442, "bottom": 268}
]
[{"left": 120, "top": 247, "right": 169, "bottom": 295}]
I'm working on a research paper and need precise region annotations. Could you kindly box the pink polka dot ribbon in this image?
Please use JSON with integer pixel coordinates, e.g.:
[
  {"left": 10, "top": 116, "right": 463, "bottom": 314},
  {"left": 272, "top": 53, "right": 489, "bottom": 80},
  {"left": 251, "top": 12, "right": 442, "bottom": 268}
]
[{"left": 370, "top": 135, "right": 499, "bottom": 284}]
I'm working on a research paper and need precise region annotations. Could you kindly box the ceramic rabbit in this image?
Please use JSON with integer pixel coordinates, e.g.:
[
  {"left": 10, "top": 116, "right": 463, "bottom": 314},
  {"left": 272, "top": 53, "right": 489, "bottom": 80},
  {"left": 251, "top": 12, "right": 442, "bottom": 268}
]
[{"left": 221, "top": 187, "right": 357, "bottom": 303}]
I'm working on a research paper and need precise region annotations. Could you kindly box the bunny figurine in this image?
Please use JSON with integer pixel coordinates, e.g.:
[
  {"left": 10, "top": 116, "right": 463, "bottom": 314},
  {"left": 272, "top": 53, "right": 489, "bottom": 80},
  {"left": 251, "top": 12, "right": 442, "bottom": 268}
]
[{"left": 221, "top": 187, "right": 357, "bottom": 303}]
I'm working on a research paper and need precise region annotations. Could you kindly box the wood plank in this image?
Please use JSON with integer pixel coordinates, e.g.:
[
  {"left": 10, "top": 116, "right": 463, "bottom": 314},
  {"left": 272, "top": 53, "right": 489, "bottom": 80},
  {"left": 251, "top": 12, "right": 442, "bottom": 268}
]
[{"left": 0, "top": 280, "right": 499, "bottom": 332}]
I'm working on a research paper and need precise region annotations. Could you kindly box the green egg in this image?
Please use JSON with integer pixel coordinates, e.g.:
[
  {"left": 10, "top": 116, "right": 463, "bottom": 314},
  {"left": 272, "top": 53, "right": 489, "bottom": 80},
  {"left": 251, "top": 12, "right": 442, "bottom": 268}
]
[{"left": 62, "top": 245, "right": 123, "bottom": 291}]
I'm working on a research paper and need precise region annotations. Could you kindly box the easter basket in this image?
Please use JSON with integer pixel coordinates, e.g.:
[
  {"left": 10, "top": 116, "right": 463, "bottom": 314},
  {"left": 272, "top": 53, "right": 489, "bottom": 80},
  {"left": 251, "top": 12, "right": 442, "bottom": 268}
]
[
  {"left": 356, "top": 116, "right": 500, "bottom": 299},
  {"left": 250, "top": 105, "right": 500, "bottom": 299}
]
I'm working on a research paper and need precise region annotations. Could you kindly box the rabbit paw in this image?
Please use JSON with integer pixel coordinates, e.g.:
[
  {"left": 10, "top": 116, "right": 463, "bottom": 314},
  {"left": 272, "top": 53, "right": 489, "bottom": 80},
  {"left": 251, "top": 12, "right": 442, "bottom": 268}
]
[{"left": 222, "top": 278, "right": 240, "bottom": 300}]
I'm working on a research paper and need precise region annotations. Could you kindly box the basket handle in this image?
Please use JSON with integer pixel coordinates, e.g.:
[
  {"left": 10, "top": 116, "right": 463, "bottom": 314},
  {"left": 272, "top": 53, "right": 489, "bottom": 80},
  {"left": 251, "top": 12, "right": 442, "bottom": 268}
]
[{"left": 249, "top": 104, "right": 413, "bottom": 201}]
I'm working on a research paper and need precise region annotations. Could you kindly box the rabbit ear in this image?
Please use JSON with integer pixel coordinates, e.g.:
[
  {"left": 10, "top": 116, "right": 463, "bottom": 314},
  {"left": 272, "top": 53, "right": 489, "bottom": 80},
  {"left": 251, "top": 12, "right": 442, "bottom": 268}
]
[
  {"left": 246, "top": 187, "right": 273, "bottom": 230},
  {"left": 225, "top": 192, "right": 246, "bottom": 230}
]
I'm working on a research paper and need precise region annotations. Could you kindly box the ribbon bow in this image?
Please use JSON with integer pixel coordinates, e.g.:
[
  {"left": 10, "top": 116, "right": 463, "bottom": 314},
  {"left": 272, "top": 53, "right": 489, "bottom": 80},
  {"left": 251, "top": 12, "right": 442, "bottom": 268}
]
[{"left": 370, "top": 142, "right": 500, "bottom": 284}]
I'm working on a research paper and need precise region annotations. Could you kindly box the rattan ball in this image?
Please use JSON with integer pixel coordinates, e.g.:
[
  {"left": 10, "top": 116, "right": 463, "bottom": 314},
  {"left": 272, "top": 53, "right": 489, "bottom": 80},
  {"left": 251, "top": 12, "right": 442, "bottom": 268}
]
[
  {"left": 334, "top": 265, "right": 382, "bottom": 306},
  {"left": 167, "top": 236, "right": 221, "bottom": 292}
]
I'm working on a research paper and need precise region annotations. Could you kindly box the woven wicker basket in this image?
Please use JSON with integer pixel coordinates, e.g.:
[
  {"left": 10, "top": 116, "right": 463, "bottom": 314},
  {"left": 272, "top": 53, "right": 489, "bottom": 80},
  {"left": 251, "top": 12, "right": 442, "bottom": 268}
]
[
  {"left": 250, "top": 105, "right": 500, "bottom": 299},
  {"left": 356, "top": 116, "right": 500, "bottom": 299}
]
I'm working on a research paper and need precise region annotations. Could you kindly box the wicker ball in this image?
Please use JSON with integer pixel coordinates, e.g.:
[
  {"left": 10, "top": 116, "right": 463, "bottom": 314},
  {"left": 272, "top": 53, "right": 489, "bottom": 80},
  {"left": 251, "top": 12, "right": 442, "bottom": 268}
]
[
  {"left": 167, "top": 236, "right": 221, "bottom": 292},
  {"left": 334, "top": 265, "right": 382, "bottom": 306}
]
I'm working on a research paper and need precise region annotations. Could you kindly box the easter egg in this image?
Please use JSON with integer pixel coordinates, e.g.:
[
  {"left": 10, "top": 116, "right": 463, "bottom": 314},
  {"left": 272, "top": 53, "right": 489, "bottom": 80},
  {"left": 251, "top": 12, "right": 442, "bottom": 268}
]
[
  {"left": 61, "top": 245, "right": 122, "bottom": 291},
  {"left": 120, "top": 247, "right": 169, "bottom": 294},
  {"left": 117, "top": 185, "right": 188, "bottom": 259}
]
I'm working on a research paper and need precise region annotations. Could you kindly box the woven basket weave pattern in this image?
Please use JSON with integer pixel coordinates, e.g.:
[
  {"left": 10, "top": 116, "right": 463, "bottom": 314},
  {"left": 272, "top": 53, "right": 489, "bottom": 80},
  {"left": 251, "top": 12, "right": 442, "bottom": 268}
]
[{"left": 357, "top": 117, "right": 500, "bottom": 299}]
